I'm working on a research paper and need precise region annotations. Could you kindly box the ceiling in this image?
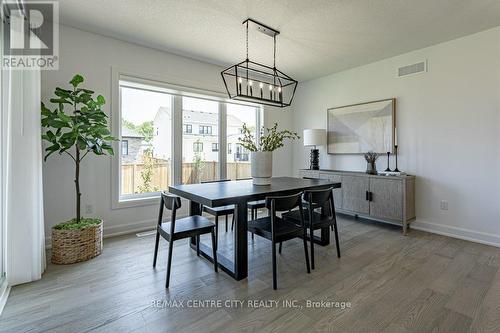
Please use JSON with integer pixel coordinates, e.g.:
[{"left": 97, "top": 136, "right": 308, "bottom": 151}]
[{"left": 58, "top": 0, "right": 500, "bottom": 82}]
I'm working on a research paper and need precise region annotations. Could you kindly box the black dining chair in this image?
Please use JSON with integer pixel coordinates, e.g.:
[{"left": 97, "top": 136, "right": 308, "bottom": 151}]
[
  {"left": 282, "top": 187, "right": 340, "bottom": 270},
  {"left": 200, "top": 179, "right": 235, "bottom": 248},
  {"left": 248, "top": 192, "right": 311, "bottom": 290},
  {"left": 153, "top": 192, "right": 217, "bottom": 288}
]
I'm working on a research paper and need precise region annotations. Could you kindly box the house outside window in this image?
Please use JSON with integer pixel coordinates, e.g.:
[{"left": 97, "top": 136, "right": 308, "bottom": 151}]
[
  {"left": 193, "top": 142, "right": 203, "bottom": 152},
  {"left": 115, "top": 76, "right": 261, "bottom": 206},
  {"left": 121, "top": 140, "right": 129, "bottom": 155},
  {"left": 199, "top": 125, "right": 212, "bottom": 135}
]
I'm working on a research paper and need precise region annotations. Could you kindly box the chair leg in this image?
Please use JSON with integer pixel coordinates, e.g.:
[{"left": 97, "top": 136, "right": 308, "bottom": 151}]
[
  {"left": 231, "top": 214, "right": 234, "bottom": 231},
  {"left": 251, "top": 209, "right": 255, "bottom": 241},
  {"left": 333, "top": 219, "right": 341, "bottom": 258},
  {"left": 278, "top": 242, "right": 282, "bottom": 254},
  {"left": 211, "top": 229, "right": 218, "bottom": 272},
  {"left": 310, "top": 226, "right": 315, "bottom": 270},
  {"left": 196, "top": 235, "right": 200, "bottom": 256},
  {"left": 214, "top": 216, "right": 219, "bottom": 249},
  {"left": 225, "top": 214, "right": 228, "bottom": 232},
  {"left": 303, "top": 231, "right": 311, "bottom": 274},
  {"left": 272, "top": 241, "right": 277, "bottom": 290},
  {"left": 165, "top": 240, "right": 174, "bottom": 288},
  {"left": 153, "top": 229, "right": 160, "bottom": 268}
]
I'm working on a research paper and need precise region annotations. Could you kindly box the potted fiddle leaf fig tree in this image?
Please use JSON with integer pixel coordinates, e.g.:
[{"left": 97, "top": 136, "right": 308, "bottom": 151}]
[
  {"left": 239, "top": 123, "right": 299, "bottom": 185},
  {"left": 41, "top": 74, "right": 116, "bottom": 264}
]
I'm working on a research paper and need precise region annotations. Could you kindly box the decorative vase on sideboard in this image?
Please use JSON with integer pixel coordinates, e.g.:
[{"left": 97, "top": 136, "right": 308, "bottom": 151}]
[{"left": 250, "top": 151, "right": 273, "bottom": 185}]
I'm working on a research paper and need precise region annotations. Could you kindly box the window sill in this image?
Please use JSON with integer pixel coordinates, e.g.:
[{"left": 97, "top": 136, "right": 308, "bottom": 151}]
[{"left": 112, "top": 194, "right": 161, "bottom": 210}]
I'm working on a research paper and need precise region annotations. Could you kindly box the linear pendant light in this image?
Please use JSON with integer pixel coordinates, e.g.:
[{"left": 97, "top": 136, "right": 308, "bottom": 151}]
[{"left": 221, "top": 18, "right": 298, "bottom": 108}]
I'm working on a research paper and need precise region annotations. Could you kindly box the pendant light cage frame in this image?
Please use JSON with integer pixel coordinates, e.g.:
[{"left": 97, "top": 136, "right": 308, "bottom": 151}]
[{"left": 221, "top": 18, "right": 298, "bottom": 108}]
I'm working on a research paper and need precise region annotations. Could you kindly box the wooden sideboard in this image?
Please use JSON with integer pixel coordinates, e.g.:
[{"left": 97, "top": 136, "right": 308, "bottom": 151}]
[{"left": 299, "top": 169, "right": 416, "bottom": 234}]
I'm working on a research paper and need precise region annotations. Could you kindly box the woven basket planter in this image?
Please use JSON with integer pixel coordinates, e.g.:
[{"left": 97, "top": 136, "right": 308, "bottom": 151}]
[{"left": 51, "top": 219, "right": 103, "bottom": 264}]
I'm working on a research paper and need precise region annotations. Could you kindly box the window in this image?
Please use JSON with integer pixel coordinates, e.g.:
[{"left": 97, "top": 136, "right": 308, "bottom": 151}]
[
  {"left": 182, "top": 97, "right": 219, "bottom": 184},
  {"left": 227, "top": 104, "right": 258, "bottom": 180},
  {"left": 119, "top": 81, "right": 172, "bottom": 198},
  {"left": 199, "top": 125, "right": 212, "bottom": 135},
  {"left": 115, "top": 74, "right": 262, "bottom": 204},
  {"left": 121, "top": 140, "right": 129, "bottom": 155},
  {"left": 193, "top": 142, "right": 203, "bottom": 152}
]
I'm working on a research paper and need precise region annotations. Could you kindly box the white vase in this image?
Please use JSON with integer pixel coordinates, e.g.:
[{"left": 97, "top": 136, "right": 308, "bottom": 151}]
[{"left": 251, "top": 151, "right": 273, "bottom": 185}]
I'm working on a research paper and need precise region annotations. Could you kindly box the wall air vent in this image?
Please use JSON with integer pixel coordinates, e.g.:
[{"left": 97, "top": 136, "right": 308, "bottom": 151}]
[{"left": 398, "top": 60, "right": 427, "bottom": 77}]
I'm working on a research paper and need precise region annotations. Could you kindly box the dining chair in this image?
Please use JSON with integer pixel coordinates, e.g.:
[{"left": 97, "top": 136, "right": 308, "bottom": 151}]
[
  {"left": 153, "top": 192, "right": 217, "bottom": 288},
  {"left": 200, "top": 179, "right": 235, "bottom": 248},
  {"left": 236, "top": 178, "right": 266, "bottom": 240},
  {"left": 282, "top": 187, "right": 340, "bottom": 270},
  {"left": 248, "top": 192, "right": 310, "bottom": 290}
]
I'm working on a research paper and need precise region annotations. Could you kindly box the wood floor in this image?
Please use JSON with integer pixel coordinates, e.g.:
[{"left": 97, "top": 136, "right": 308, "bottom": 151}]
[{"left": 2, "top": 214, "right": 500, "bottom": 333}]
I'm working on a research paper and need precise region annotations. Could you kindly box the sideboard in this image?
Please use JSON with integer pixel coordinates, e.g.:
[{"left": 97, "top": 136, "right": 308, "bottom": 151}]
[{"left": 299, "top": 169, "right": 416, "bottom": 234}]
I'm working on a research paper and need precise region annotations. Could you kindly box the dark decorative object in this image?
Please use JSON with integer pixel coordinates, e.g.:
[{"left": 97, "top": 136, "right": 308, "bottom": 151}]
[
  {"left": 385, "top": 152, "right": 391, "bottom": 171},
  {"left": 393, "top": 145, "right": 400, "bottom": 172},
  {"left": 364, "top": 152, "right": 379, "bottom": 175},
  {"left": 221, "top": 18, "right": 298, "bottom": 108},
  {"left": 303, "top": 129, "right": 325, "bottom": 171},
  {"left": 310, "top": 149, "right": 319, "bottom": 170}
]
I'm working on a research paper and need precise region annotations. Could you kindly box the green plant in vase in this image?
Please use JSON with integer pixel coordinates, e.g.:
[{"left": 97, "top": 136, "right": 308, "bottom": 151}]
[
  {"left": 41, "top": 74, "right": 116, "bottom": 263},
  {"left": 238, "top": 123, "right": 299, "bottom": 185}
]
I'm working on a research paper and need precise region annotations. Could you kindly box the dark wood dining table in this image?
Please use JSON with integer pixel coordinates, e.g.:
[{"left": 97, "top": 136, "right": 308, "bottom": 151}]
[{"left": 168, "top": 176, "right": 341, "bottom": 281}]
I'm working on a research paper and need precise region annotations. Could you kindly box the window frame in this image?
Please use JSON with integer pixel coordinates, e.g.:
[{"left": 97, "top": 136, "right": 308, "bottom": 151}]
[
  {"left": 183, "top": 124, "right": 192, "bottom": 134},
  {"left": 211, "top": 143, "right": 219, "bottom": 152},
  {"left": 111, "top": 68, "right": 263, "bottom": 209}
]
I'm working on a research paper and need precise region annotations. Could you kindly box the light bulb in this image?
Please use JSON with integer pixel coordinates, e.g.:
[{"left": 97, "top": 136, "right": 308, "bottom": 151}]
[
  {"left": 259, "top": 82, "right": 263, "bottom": 88},
  {"left": 238, "top": 77, "right": 242, "bottom": 83},
  {"left": 278, "top": 87, "right": 282, "bottom": 92},
  {"left": 269, "top": 84, "right": 273, "bottom": 90},
  {"left": 248, "top": 80, "right": 253, "bottom": 86}
]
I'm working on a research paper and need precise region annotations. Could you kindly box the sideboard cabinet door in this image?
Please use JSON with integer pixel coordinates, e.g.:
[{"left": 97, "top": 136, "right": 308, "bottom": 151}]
[
  {"left": 342, "top": 175, "right": 369, "bottom": 214},
  {"left": 319, "top": 172, "right": 342, "bottom": 209},
  {"left": 369, "top": 178, "right": 403, "bottom": 221}
]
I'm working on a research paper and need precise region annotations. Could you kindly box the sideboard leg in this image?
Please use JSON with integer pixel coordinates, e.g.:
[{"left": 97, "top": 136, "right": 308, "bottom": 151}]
[{"left": 403, "top": 221, "right": 408, "bottom": 236}]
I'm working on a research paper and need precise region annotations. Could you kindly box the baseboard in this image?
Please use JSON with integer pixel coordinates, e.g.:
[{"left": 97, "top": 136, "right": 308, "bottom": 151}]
[
  {"left": 412, "top": 219, "right": 500, "bottom": 248},
  {"left": 0, "top": 278, "right": 11, "bottom": 315}
]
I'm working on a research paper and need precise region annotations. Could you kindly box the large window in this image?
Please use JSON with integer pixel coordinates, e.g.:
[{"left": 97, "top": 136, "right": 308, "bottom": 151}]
[
  {"left": 117, "top": 76, "right": 262, "bottom": 202},
  {"left": 182, "top": 97, "right": 219, "bottom": 184},
  {"left": 119, "top": 83, "right": 172, "bottom": 198},
  {"left": 227, "top": 104, "right": 258, "bottom": 180}
]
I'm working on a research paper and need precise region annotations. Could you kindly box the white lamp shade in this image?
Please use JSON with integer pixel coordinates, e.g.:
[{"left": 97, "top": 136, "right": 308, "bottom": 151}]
[{"left": 303, "top": 129, "right": 326, "bottom": 146}]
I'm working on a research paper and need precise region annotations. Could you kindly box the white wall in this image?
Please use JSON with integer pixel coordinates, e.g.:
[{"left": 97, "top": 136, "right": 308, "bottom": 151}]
[
  {"left": 291, "top": 27, "right": 500, "bottom": 246},
  {"left": 41, "top": 25, "right": 293, "bottom": 244}
]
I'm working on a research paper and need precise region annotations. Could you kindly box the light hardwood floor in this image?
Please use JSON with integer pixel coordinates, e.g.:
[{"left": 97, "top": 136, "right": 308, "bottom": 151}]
[{"left": 1, "top": 215, "right": 500, "bottom": 333}]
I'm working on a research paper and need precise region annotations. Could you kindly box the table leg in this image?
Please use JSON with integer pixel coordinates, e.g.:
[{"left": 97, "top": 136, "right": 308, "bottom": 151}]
[
  {"left": 188, "top": 199, "right": 248, "bottom": 281},
  {"left": 233, "top": 201, "right": 248, "bottom": 280},
  {"left": 189, "top": 201, "right": 202, "bottom": 247}
]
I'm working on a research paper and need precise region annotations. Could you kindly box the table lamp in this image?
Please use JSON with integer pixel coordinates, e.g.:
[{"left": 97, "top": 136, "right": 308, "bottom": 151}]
[{"left": 303, "top": 129, "right": 326, "bottom": 170}]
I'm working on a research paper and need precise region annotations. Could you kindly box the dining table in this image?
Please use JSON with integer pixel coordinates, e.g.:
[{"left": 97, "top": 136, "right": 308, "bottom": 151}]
[{"left": 168, "top": 176, "right": 341, "bottom": 281}]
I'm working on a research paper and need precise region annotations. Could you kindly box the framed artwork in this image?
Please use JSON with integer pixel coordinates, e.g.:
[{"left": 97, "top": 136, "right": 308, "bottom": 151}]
[{"left": 327, "top": 98, "right": 395, "bottom": 154}]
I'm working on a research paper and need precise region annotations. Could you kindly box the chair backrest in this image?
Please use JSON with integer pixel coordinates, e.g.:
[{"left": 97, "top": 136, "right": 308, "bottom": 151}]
[
  {"left": 201, "top": 179, "right": 230, "bottom": 184},
  {"left": 265, "top": 192, "right": 303, "bottom": 212},
  {"left": 266, "top": 192, "right": 305, "bottom": 237},
  {"left": 303, "top": 187, "right": 335, "bottom": 217},
  {"left": 158, "top": 192, "right": 182, "bottom": 234}
]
